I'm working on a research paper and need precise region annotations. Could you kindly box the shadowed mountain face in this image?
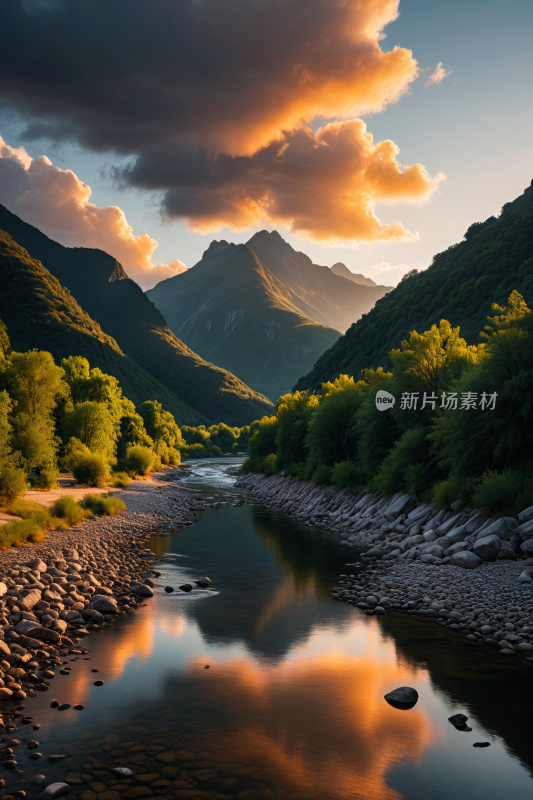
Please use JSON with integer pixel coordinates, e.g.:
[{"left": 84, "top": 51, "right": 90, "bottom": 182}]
[
  {"left": 147, "top": 245, "right": 341, "bottom": 401},
  {"left": 244, "top": 230, "right": 391, "bottom": 332},
  {"left": 296, "top": 182, "right": 533, "bottom": 391},
  {"left": 0, "top": 204, "right": 274, "bottom": 426},
  {"left": 330, "top": 261, "right": 377, "bottom": 287},
  {"left": 0, "top": 230, "right": 205, "bottom": 423}
]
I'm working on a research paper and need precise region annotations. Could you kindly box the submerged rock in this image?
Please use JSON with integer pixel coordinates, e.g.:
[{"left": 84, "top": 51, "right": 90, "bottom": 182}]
[{"left": 36, "top": 783, "right": 70, "bottom": 799}]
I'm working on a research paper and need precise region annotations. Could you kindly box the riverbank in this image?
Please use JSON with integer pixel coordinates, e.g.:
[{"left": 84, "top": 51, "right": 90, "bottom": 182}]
[
  {"left": 236, "top": 472, "right": 533, "bottom": 658},
  {"left": 0, "top": 469, "right": 213, "bottom": 734}
]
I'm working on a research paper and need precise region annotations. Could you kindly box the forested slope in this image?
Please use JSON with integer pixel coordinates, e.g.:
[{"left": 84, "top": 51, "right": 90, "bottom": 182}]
[
  {"left": 0, "top": 230, "right": 206, "bottom": 424},
  {"left": 296, "top": 182, "right": 533, "bottom": 390},
  {"left": 0, "top": 204, "right": 274, "bottom": 426}
]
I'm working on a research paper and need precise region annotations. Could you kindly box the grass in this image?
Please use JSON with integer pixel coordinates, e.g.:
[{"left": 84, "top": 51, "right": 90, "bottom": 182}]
[
  {"left": 0, "top": 491, "right": 126, "bottom": 549},
  {"left": 79, "top": 492, "right": 126, "bottom": 516}
]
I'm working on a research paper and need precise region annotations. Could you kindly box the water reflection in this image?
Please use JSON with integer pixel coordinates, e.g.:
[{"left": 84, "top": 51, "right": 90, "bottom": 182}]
[{"left": 10, "top": 465, "right": 533, "bottom": 800}]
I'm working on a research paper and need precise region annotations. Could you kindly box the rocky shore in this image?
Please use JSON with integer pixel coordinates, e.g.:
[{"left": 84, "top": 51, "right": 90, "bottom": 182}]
[
  {"left": 0, "top": 471, "right": 210, "bottom": 737},
  {"left": 236, "top": 472, "right": 533, "bottom": 657}
]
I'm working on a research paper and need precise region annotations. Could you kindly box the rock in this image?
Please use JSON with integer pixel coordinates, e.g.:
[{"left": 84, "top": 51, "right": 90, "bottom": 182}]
[
  {"left": 476, "top": 517, "right": 517, "bottom": 541},
  {"left": 0, "top": 582, "right": 7, "bottom": 598},
  {"left": 451, "top": 551, "right": 482, "bottom": 569},
  {"left": 58, "top": 704, "right": 71, "bottom": 711},
  {"left": 93, "top": 680, "right": 104, "bottom": 686},
  {"left": 112, "top": 768, "right": 133, "bottom": 778},
  {"left": 439, "top": 526, "right": 468, "bottom": 547},
  {"left": 179, "top": 584, "right": 193, "bottom": 592},
  {"left": 18, "top": 590, "right": 42, "bottom": 611},
  {"left": 473, "top": 742, "right": 491, "bottom": 748},
  {"left": 28, "top": 559, "right": 48, "bottom": 572},
  {"left": 0, "top": 688, "right": 13, "bottom": 700},
  {"left": 518, "top": 570, "right": 533, "bottom": 584},
  {"left": 448, "top": 713, "right": 468, "bottom": 727},
  {"left": 384, "top": 494, "right": 418, "bottom": 521},
  {"left": 81, "top": 609, "right": 105, "bottom": 623},
  {"left": 518, "top": 505, "right": 533, "bottom": 523},
  {"left": 88, "top": 596, "right": 118, "bottom": 615},
  {"left": 515, "top": 519, "right": 533, "bottom": 541},
  {"left": 473, "top": 535, "right": 502, "bottom": 562},
  {"left": 0, "top": 639, "right": 10, "bottom": 655},
  {"left": 520, "top": 537, "right": 533, "bottom": 556},
  {"left": 164, "top": 587, "right": 174, "bottom": 593},
  {"left": 73, "top": 704, "right": 84, "bottom": 710},
  {"left": 52, "top": 620, "right": 67, "bottom": 634},
  {"left": 132, "top": 585, "right": 153, "bottom": 598},
  {"left": 29, "top": 776, "right": 47, "bottom": 786},
  {"left": 196, "top": 577, "right": 211, "bottom": 588},
  {"left": 37, "top": 783, "right": 70, "bottom": 799},
  {"left": 384, "top": 687, "right": 419, "bottom": 709}
]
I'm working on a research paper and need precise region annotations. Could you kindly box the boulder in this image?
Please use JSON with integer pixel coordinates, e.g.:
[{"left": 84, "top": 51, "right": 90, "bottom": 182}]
[
  {"left": 451, "top": 551, "right": 482, "bottom": 569},
  {"left": 515, "top": 519, "right": 533, "bottom": 542},
  {"left": 384, "top": 494, "right": 418, "bottom": 521},
  {"left": 473, "top": 534, "right": 502, "bottom": 562},
  {"left": 196, "top": 577, "right": 212, "bottom": 588},
  {"left": 444, "top": 541, "right": 469, "bottom": 557},
  {"left": 518, "top": 569, "right": 533, "bottom": 584},
  {"left": 439, "top": 526, "right": 468, "bottom": 547},
  {"left": 132, "top": 584, "right": 154, "bottom": 598},
  {"left": 520, "top": 537, "right": 533, "bottom": 556},
  {"left": 476, "top": 517, "right": 517, "bottom": 541},
  {"left": 384, "top": 687, "right": 419, "bottom": 709},
  {"left": 518, "top": 505, "right": 533, "bottom": 524},
  {"left": 88, "top": 595, "right": 118, "bottom": 615},
  {"left": 449, "top": 713, "right": 468, "bottom": 726},
  {"left": 81, "top": 608, "right": 105, "bottom": 623},
  {"left": 18, "top": 590, "right": 42, "bottom": 611},
  {"left": 436, "top": 516, "right": 463, "bottom": 537}
]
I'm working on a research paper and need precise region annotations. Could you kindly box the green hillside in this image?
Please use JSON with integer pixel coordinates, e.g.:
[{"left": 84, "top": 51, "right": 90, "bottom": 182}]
[
  {"left": 0, "top": 230, "right": 206, "bottom": 424},
  {"left": 296, "top": 181, "right": 533, "bottom": 391},
  {"left": 147, "top": 245, "right": 341, "bottom": 401},
  {"left": 0, "top": 204, "right": 274, "bottom": 426}
]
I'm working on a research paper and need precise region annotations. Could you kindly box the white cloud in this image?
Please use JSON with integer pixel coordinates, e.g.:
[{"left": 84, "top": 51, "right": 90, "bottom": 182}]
[
  {"left": 0, "top": 135, "right": 187, "bottom": 289},
  {"left": 425, "top": 63, "right": 452, "bottom": 87}
]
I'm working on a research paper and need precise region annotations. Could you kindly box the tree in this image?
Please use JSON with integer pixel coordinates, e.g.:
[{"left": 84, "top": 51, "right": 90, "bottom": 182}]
[
  {"left": 275, "top": 391, "right": 319, "bottom": 472},
  {"left": 62, "top": 401, "right": 116, "bottom": 461},
  {"left": 305, "top": 375, "right": 365, "bottom": 467},
  {"left": 141, "top": 400, "right": 183, "bottom": 449}
]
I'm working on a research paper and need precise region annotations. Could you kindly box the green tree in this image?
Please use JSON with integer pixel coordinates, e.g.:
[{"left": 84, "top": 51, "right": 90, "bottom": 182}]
[
  {"left": 275, "top": 391, "right": 319, "bottom": 473},
  {"left": 62, "top": 401, "right": 116, "bottom": 461}
]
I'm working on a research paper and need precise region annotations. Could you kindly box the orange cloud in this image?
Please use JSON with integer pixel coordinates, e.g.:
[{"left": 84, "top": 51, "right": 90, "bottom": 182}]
[
  {"left": 148, "top": 120, "right": 444, "bottom": 242},
  {"left": 426, "top": 63, "right": 453, "bottom": 87},
  {"left": 0, "top": 136, "right": 187, "bottom": 289}
]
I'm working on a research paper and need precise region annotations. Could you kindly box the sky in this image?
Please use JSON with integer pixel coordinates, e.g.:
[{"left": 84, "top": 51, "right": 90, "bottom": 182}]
[{"left": 0, "top": 0, "right": 531, "bottom": 289}]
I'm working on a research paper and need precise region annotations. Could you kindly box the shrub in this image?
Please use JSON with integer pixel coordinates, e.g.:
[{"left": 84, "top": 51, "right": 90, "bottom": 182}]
[
  {"left": 167, "top": 447, "right": 181, "bottom": 466},
  {"left": 73, "top": 454, "right": 109, "bottom": 487},
  {"left": 80, "top": 492, "right": 126, "bottom": 516},
  {"left": 263, "top": 453, "right": 278, "bottom": 475},
  {"left": 49, "top": 495, "right": 90, "bottom": 526},
  {"left": 126, "top": 445, "right": 154, "bottom": 476},
  {"left": 472, "top": 469, "right": 525, "bottom": 514},
  {"left": 0, "top": 464, "right": 27, "bottom": 505},
  {"left": 34, "top": 465, "right": 59, "bottom": 490},
  {"left": 60, "top": 437, "right": 91, "bottom": 472},
  {"left": 330, "top": 460, "right": 360, "bottom": 490},
  {"left": 8, "top": 498, "right": 50, "bottom": 528},
  {"left": 312, "top": 464, "right": 332, "bottom": 485},
  {"left": 151, "top": 452, "right": 162, "bottom": 472},
  {"left": 109, "top": 471, "right": 131, "bottom": 488},
  {"left": 0, "top": 518, "right": 45, "bottom": 549}
]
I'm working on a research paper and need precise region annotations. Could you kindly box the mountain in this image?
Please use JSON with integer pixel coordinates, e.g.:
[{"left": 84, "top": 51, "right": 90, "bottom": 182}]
[
  {"left": 330, "top": 262, "right": 377, "bottom": 287},
  {"left": 0, "top": 230, "right": 208, "bottom": 424},
  {"left": 296, "top": 181, "right": 533, "bottom": 391},
  {"left": 147, "top": 245, "right": 341, "bottom": 401},
  {"left": 0, "top": 204, "right": 274, "bottom": 426},
  {"left": 243, "top": 230, "right": 391, "bottom": 332}
]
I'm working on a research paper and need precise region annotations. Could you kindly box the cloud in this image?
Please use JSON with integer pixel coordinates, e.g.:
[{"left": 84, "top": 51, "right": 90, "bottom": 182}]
[
  {"left": 425, "top": 63, "right": 452, "bottom": 87},
  {"left": 0, "top": 136, "right": 186, "bottom": 289},
  {"left": 364, "top": 261, "right": 421, "bottom": 285},
  {"left": 0, "top": 0, "right": 443, "bottom": 243},
  {"left": 0, "top": 0, "right": 418, "bottom": 157},
  {"left": 117, "top": 119, "right": 444, "bottom": 242}
]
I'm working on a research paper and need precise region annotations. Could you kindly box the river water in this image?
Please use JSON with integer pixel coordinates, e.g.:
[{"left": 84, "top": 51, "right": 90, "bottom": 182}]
[{"left": 8, "top": 458, "right": 533, "bottom": 800}]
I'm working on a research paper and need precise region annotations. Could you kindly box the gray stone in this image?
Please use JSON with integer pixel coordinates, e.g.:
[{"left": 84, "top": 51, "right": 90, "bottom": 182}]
[
  {"left": 367, "top": 546, "right": 385, "bottom": 558},
  {"left": 132, "top": 584, "right": 154, "bottom": 598},
  {"left": 384, "top": 686, "right": 419, "bottom": 707},
  {"left": 112, "top": 767, "right": 133, "bottom": 778},
  {"left": 518, "top": 505, "right": 533, "bottom": 523},
  {"left": 439, "top": 526, "right": 468, "bottom": 547},
  {"left": 520, "top": 537, "right": 533, "bottom": 556},
  {"left": 473, "top": 534, "right": 502, "bottom": 562},
  {"left": 444, "top": 541, "right": 469, "bottom": 557},
  {"left": 385, "top": 494, "right": 418, "bottom": 521},
  {"left": 423, "top": 530, "right": 437, "bottom": 542},
  {"left": 518, "top": 570, "right": 533, "bottom": 584},
  {"left": 476, "top": 517, "right": 517, "bottom": 541},
  {"left": 516, "top": 519, "right": 533, "bottom": 542},
  {"left": 451, "top": 551, "right": 483, "bottom": 569},
  {"left": 196, "top": 577, "right": 212, "bottom": 588},
  {"left": 37, "top": 783, "right": 70, "bottom": 800},
  {"left": 88, "top": 595, "right": 118, "bottom": 614}
]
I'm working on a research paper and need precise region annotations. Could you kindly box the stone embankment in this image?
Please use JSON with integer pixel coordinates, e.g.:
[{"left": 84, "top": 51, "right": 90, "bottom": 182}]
[
  {"left": 236, "top": 472, "right": 533, "bottom": 656},
  {"left": 0, "top": 472, "right": 209, "bottom": 732}
]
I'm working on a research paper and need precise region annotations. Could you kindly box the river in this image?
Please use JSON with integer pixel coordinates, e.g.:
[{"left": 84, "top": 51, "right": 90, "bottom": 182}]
[{"left": 10, "top": 458, "right": 533, "bottom": 800}]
